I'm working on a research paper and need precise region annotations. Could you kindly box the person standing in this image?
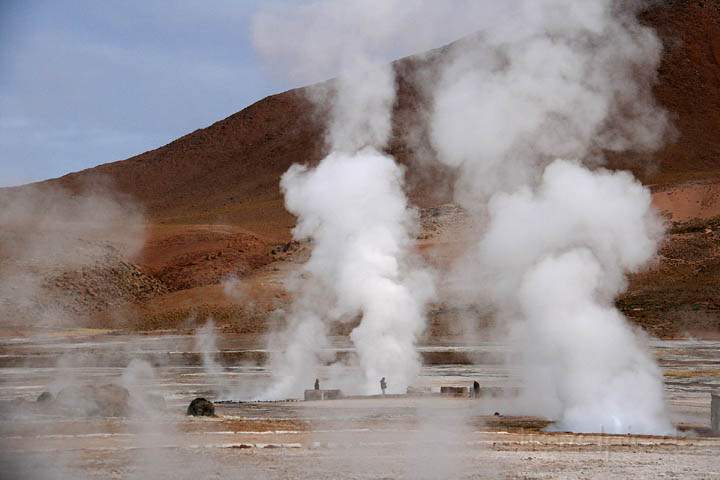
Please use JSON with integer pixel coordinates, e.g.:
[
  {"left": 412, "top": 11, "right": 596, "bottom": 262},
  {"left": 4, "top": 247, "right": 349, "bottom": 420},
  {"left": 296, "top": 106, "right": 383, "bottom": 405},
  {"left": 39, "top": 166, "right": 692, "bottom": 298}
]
[
  {"left": 314, "top": 378, "right": 320, "bottom": 390},
  {"left": 472, "top": 381, "right": 480, "bottom": 398},
  {"left": 380, "top": 377, "right": 387, "bottom": 395}
]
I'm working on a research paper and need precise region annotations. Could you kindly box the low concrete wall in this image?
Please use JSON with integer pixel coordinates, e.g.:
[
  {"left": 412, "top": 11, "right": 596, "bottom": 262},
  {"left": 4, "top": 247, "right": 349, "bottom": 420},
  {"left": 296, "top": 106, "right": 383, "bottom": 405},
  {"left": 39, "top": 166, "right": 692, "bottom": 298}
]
[
  {"left": 406, "top": 386, "right": 432, "bottom": 396},
  {"left": 304, "top": 389, "right": 343, "bottom": 401},
  {"left": 440, "top": 386, "right": 468, "bottom": 397},
  {"left": 712, "top": 393, "right": 719, "bottom": 434}
]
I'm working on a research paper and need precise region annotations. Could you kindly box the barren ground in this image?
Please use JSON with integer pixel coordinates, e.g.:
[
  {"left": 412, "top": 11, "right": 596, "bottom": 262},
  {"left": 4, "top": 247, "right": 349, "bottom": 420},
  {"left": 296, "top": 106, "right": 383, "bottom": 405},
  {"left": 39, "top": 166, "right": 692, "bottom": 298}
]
[{"left": 0, "top": 331, "right": 718, "bottom": 479}]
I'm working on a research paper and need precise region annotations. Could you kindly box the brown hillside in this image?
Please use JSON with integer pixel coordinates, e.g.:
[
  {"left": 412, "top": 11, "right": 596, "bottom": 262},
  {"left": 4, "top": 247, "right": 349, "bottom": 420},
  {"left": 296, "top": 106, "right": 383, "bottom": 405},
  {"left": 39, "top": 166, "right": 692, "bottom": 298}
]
[
  {"left": 41, "top": 3, "right": 720, "bottom": 222},
  {"left": 23, "top": 1, "right": 720, "bottom": 230},
  {"left": 1, "top": 0, "right": 719, "bottom": 337},
  {"left": 637, "top": 1, "right": 720, "bottom": 186}
]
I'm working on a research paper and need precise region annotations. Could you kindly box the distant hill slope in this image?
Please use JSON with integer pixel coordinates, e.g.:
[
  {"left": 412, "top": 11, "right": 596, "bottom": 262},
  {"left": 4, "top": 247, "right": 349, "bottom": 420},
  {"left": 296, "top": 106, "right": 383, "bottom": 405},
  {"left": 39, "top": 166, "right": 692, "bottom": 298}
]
[
  {"left": 17, "top": 2, "right": 720, "bottom": 233},
  {"left": 1, "top": 1, "right": 718, "bottom": 337},
  {"left": 41, "top": 89, "right": 322, "bottom": 240},
  {"left": 638, "top": 1, "right": 720, "bottom": 185}
]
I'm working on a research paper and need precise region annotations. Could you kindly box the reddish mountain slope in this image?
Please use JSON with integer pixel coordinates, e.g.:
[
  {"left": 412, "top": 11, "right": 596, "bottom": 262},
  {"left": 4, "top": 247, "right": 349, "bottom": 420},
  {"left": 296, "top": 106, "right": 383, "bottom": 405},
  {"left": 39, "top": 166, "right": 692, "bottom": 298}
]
[
  {"left": 44, "top": 88, "right": 322, "bottom": 238},
  {"left": 38, "top": 3, "right": 720, "bottom": 226},
  {"left": 638, "top": 2, "right": 720, "bottom": 186},
  {"left": 1, "top": 1, "right": 718, "bottom": 337}
]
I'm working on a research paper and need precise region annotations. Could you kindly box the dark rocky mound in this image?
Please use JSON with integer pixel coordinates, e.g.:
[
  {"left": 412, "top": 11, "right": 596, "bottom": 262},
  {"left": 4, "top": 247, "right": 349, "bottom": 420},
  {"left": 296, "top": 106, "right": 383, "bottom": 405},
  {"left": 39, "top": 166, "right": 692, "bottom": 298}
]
[{"left": 187, "top": 397, "right": 215, "bottom": 417}]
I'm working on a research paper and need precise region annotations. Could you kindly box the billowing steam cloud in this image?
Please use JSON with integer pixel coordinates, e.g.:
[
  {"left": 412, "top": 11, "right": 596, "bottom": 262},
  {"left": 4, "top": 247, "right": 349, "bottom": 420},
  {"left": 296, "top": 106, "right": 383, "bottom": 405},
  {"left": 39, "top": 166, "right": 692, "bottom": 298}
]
[
  {"left": 254, "top": 0, "right": 440, "bottom": 397},
  {"left": 254, "top": 0, "right": 674, "bottom": 432},
  {"left": 428, "top": 1, "right": 673, "bottom": 433},
  {"left": 430, "top": 1, "right": 667, "bottom": 208},
  {"left": 264, "top": 157, "right": 432, "bottom": 396},
  {"left": 478, "top": 161, "right": 671, "bottom": 433},
  {"left": 280, "top": 151, "right": 434, "bottom": 394},
  {"left": 195, "top": 318, "right": 227, "bottom": 396},
  {"left": 252, "top": 0, "right": 519, "bottom": 399},
  {"left": 0, "top": 183, "right": 145, "bottom": 327}
]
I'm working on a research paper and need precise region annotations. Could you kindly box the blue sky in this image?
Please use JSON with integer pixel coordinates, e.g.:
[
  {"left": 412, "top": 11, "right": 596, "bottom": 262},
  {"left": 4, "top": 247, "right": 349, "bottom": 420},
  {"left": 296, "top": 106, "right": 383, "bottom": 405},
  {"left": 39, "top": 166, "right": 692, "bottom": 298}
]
[{"left": 0, "top": 0, "right": 291, "bottom": 187}]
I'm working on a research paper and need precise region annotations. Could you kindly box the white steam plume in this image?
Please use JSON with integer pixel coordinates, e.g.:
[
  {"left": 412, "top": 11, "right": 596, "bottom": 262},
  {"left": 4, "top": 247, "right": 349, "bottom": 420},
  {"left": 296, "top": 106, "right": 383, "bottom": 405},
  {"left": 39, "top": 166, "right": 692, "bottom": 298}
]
[
  {"left": 430, "top": 0, "right": 667, "bottom": 209},
  {"left": 281, "top": 150, "right": 434, "bottom": 394},
  {"left": 479, "top": 161, "right": 672, "bottom": 433},
  {"left": 253, "top": 0, "right": 451, "bottom": 398},
  {"left": 0, "top": 183, "right": 145, "bottom": 327},
  {"left": 252, "top": 1, "right": 511, "bottom": 86},
  {"left": 261, "top": 137, "right": 434, "bottom": 398},
  {"left": 254, "top": 0, "right": 674, "bottom": 432},
  {"left": 427, "top": 1, "right": 673, "bottom": 433},
  {"left": 194, "top": 319, "right": 226, "bottom": 396}
]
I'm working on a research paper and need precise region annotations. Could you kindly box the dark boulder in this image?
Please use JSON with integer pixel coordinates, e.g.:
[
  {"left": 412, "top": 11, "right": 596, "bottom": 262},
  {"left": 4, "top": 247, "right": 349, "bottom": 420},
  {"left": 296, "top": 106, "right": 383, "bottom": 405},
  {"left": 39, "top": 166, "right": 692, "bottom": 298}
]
[{"left": 187, "top": 397, "right": 215, "bottom": 417}]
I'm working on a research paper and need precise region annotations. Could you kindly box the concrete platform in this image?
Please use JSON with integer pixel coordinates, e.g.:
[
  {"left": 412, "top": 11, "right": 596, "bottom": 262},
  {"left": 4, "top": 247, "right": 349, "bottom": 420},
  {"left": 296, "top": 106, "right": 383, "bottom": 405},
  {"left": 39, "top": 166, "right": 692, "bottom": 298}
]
[
  {"left": 441, "top": 386, "right": 469, "bottom": 397},
  {"left": 304, "top": 389, "right": 343, "bottom": 401}
]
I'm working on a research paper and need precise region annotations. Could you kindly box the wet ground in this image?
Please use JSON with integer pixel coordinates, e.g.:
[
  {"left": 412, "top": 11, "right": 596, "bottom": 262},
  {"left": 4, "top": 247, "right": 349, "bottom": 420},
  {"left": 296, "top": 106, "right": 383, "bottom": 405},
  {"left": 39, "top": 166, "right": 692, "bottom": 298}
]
[{"left": 0, "top": 332, "right": 718, "bottom": 479}]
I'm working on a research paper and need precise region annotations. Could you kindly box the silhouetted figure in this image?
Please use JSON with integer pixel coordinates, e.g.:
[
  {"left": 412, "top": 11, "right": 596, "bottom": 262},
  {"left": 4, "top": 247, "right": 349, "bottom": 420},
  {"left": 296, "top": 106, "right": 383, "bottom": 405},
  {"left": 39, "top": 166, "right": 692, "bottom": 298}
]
[
  {"left": 473, "top": 381, "right": 480, "bottom": 398},
  {"left": 380, "top": 377, "right": 387, "bottom": 395},
  {"left": 314, "top": 378, "right": 320, "bottom": 390}
]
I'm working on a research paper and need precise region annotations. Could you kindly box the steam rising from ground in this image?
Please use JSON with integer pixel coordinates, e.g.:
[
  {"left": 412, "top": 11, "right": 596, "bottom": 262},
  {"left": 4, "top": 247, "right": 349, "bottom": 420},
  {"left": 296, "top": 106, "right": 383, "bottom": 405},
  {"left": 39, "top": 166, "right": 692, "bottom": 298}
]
[
  {"left": 195, "top": 318, "right": 227, "bottom": 395},
  {"left": 479, "top": 161, "right": 672, "bottom": 433},
  {"left": 0, "top": 183, "right": 145, "bottom": 327},
  {"left": 0, "top": 10, "right": 692, "bottom": 480},
  {"left": 257, "top": 0, "right": 672, "bottom": 431},
  {"left": 262, "top": 124, "right": 434, "bottom": 398},
  {"left": 280, "top": 151, "right": 434, "bottom": 395},
  {"left": 428, "top": 1, "right": 673, "bottom": 433},
  {"left": 430, "top": 1, "right": 667, "bottom": 208},
  {"left": 254, "top": 1, "right": 446, "bottom": 398}
]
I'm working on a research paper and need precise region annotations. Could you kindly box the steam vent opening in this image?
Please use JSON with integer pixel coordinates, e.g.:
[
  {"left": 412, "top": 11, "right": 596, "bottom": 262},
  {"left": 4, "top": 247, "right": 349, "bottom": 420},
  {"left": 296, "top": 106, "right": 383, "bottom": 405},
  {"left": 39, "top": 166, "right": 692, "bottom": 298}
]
[{"left": 2, "top": 1, "right": 720, "bottom": 478}]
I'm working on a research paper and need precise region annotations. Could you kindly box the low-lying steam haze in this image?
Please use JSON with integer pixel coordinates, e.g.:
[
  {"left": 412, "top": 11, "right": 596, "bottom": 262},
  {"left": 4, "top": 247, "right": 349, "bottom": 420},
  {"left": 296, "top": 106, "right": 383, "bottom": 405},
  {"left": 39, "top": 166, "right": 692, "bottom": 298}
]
[
  {"left": 0, "top": 183, "right": 145, "bottom": 327},
  {"left": 254, "top": 0, "right": 672, "bottom": 432}
]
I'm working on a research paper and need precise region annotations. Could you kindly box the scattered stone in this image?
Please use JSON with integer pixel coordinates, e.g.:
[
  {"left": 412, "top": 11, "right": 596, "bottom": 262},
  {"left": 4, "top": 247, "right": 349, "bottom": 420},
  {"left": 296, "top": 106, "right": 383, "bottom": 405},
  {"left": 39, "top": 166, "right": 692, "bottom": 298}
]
[
  {"left": 187, "top": 397, "right": 215, "bottom": 416},
  {"left": 36, "top": 391, "right": 53, "bottom": 403}
]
